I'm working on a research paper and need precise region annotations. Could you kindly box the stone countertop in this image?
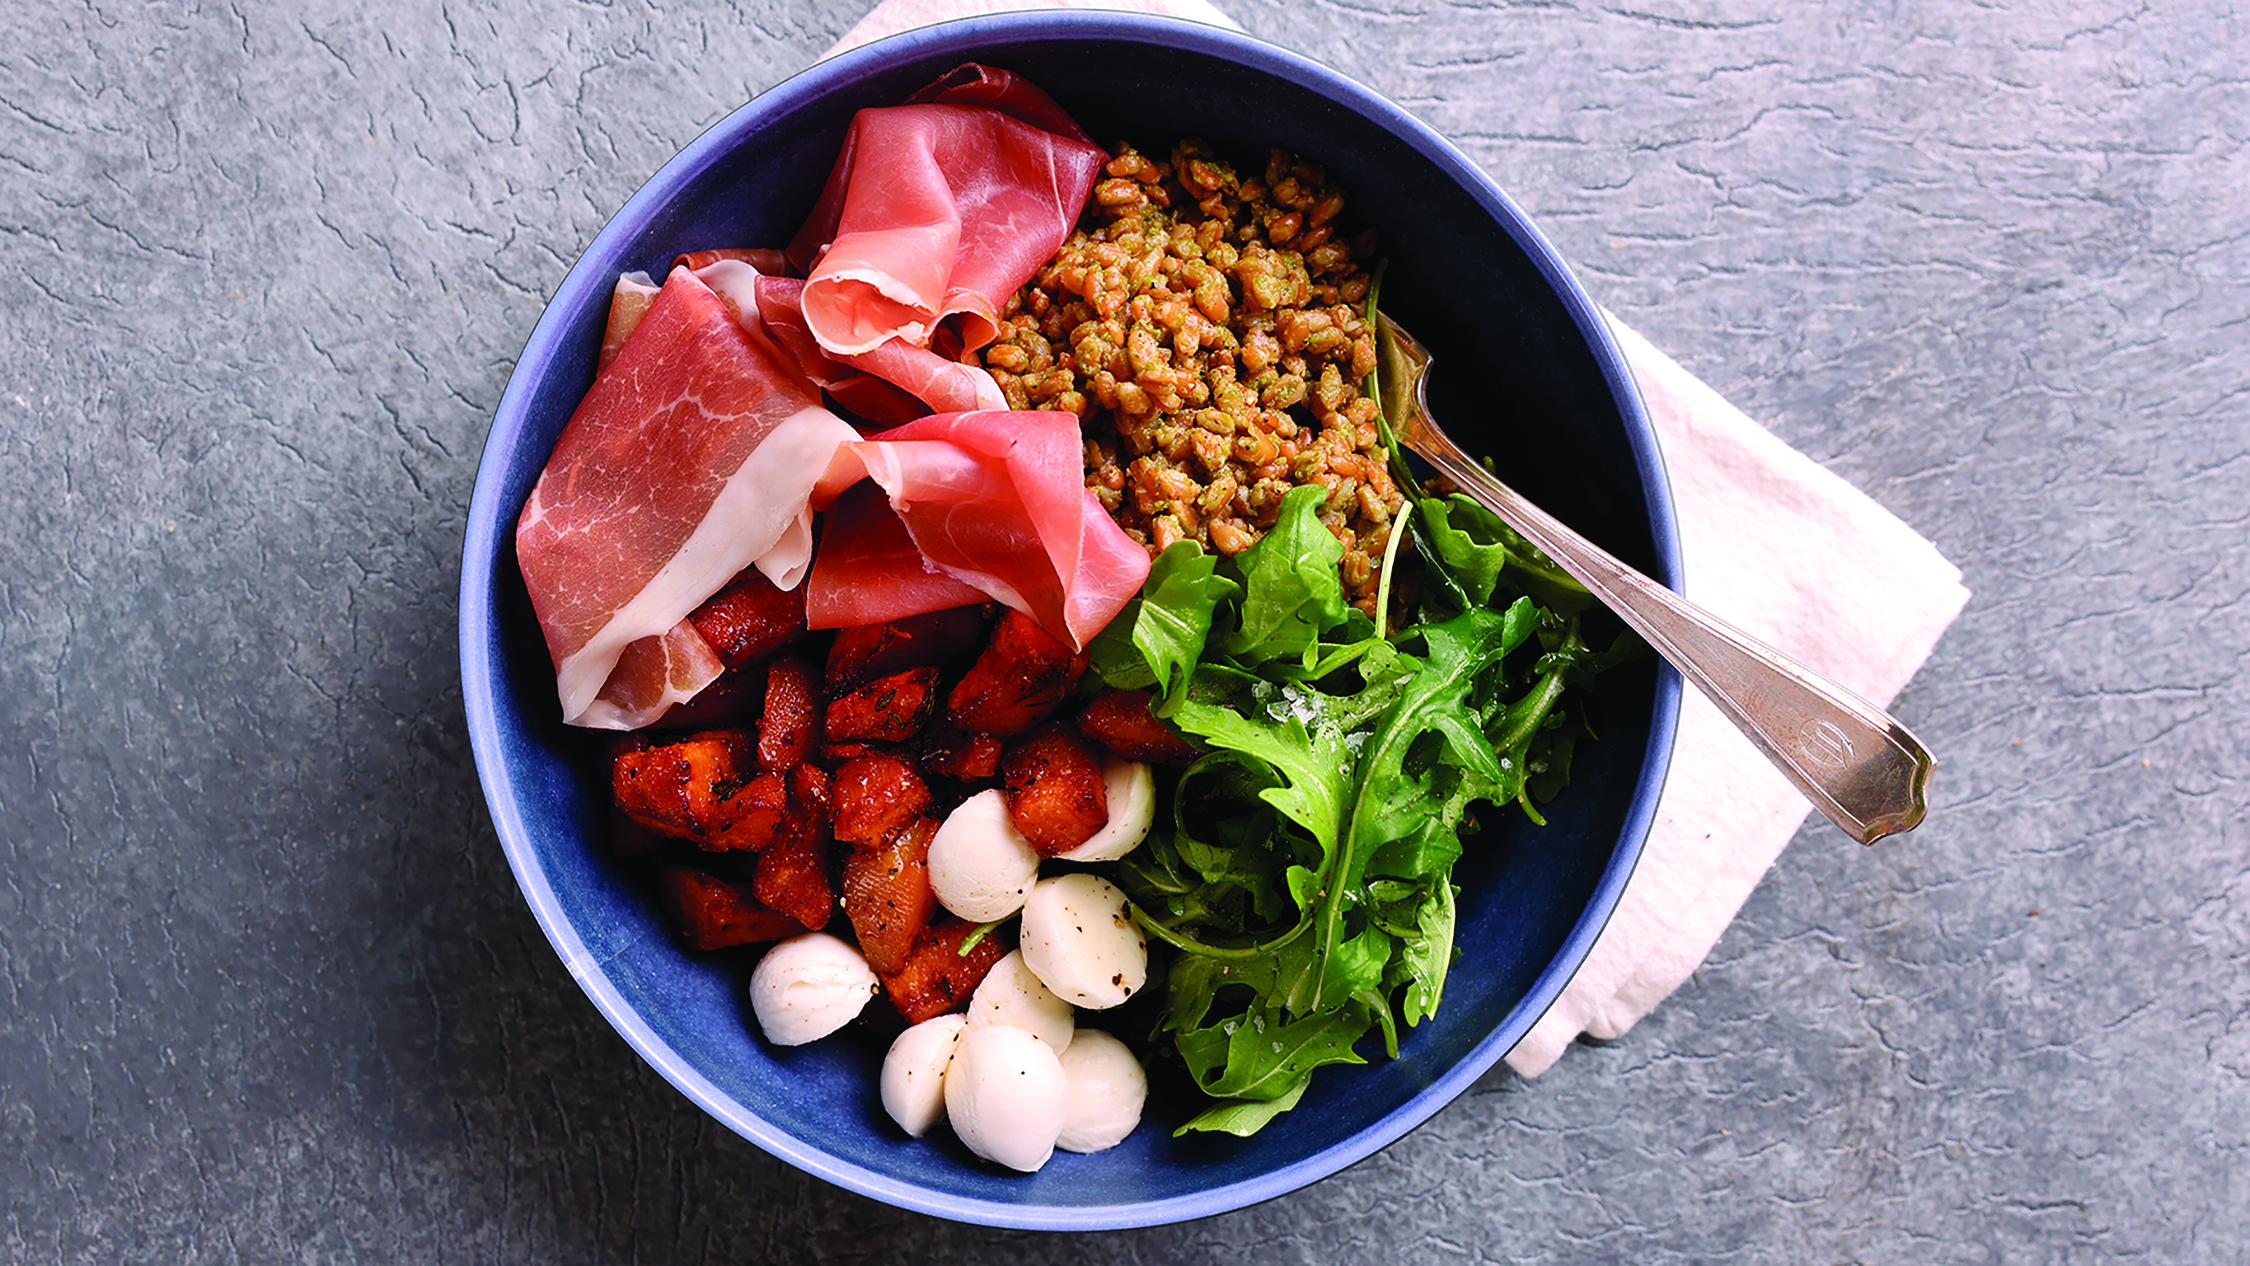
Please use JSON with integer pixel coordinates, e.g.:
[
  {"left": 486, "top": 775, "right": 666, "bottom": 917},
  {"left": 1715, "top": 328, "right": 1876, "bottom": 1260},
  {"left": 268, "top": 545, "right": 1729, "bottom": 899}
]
[{"left": 3, "top": 1, "right": 2243, "bottom": 1261}]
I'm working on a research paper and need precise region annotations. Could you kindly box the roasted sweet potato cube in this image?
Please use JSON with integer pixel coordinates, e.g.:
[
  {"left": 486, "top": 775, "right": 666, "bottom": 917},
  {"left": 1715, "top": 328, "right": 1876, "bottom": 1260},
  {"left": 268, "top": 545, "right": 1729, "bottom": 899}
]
[
  {"left": 1075, "top": 688, "right": 1202, "bottom": 766},
  {"left": 824, "top": 606, "right": 992, "bottom": 693},
  {"left": 611, "top": 731, "right": 753, "bottom": 842},
  {"left": 757, "top": 657, "right": 819, "bottom": 771},
  {"left": 945, "top": 609, "right": 1088, "bottom": 737},
  {"left": 832, "top": 751, "right": 934, "bottom": 848},
  {"left": 790, "top": 762, "right": 834, "bottom": 825},
  {"left": 842, "top": 816, "right": 939, "bottom": 976},
  {"left": 657, "top": 866, "right": 802, "bottom": 951},
  {"left": 752, "top": 828, "right": 834, "bottom": 931},
  {"left": 1002, "top": 724, "right": 1109, "bottom": 856},
  {"left": 751, "top": 766, "right": 836, "bottom": 930},
  {"left": 824, "top": 666, "right": 941, "bottom": 743},
  {"left": 877, "top": 918, "right": 1010, "bottom": 1024},
  {"left": 708, "top": 770, "right": 789, "bottom": 851},
  {"left": 814, "top": 740, "right": 889, "bottom": 767},
  {"left": 688, "top": 569, "right": 808, "bottom": 669},
  {"left": 921, "top": 720, "right": 1003, "bottom": 783}
]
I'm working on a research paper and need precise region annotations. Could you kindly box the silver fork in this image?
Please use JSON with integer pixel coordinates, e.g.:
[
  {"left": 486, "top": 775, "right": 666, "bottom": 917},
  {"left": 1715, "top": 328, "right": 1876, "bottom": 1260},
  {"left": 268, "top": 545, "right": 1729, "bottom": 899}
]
[{"left": 1381, "top": 320, "right": 1934, "bottom": 845}]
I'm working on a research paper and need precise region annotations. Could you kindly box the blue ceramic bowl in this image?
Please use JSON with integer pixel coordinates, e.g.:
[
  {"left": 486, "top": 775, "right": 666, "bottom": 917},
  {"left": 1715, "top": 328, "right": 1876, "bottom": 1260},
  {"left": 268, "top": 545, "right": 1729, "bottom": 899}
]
[{"left": 461, "top": 12, "right": 1680, "bottom": 1230}]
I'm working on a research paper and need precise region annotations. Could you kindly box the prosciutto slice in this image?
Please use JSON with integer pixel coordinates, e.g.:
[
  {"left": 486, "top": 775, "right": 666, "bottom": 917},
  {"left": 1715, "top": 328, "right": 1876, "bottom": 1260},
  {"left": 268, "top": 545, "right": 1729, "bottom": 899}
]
[
  {"left": 804, "top": 481, "right": 988, "bottom": 628},
  {"left": 597, "top": 271, "right": 662, "bottom": 371},
  {"left": 516, "top": 266, "right": 858, "bottom": 728},
  {"left": 789, "top": 71, "right": 1105, "bottom": 360},
  {"left": 808, "top": 410, "right": 1148, "bottom": 650},
  {"left": 751, "top": 274, "right": 994, "bottom": 422}
]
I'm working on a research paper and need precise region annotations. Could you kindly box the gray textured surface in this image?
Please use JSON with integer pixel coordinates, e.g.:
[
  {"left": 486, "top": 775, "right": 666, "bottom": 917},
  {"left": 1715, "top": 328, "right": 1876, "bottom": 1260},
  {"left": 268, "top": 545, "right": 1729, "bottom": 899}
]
[{"left": 3, "top": 0, "right": 2244, "bottom": 1260}]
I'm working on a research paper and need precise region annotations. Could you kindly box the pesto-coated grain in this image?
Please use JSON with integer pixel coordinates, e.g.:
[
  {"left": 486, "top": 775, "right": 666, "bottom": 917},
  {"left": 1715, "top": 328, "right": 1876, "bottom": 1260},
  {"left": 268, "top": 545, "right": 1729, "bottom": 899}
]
[{"left": 979, "top": 141, "right": 1405, "bottom": 616}]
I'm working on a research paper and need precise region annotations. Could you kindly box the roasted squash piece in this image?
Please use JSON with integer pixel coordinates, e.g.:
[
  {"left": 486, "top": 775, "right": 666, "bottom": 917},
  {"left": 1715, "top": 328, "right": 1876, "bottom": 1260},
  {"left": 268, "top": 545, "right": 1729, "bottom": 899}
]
[
  {"left": 878, "top": 918, "right": 1010, "bottom": 1024},
  {"left": 832, "top": 751, "right": 934, "bottom": 848},
  {"left": 610, "top": 730, "right": 754, "bottom": 843},
  {"left": 921, "top": 719, "right": 1003, "bottom": 783},
  {"left": 657, "top": 865, "right": 802, "bottom": 951},
  {"left": 757, "top": 657, "right": 819, "bottom": 771},
  {"left": 1001, "top": 723, "right": 1109, "bottom": 856},
  {"left": 1075, "top": 687, "right": 1201, "bottom": 766},
  {"left": 823, "top": 606, "right": 991, "bottom": 693},
  {"left": 824, "top": 666, "right": 941, "bottom": 743},
  {"left": 841, "top": 815, "right": 939, "bottom": 976},
  {"left": 750, "top": 765, "right": 837, "bottom": 930},
  {"left": 944, "top": 609, "right": 1087, "bottom": 737},
  {"left": 688, "top": 568, "right": 808, "bottom": 669},
  {"left": 814, "top": 740, "right": 891, "bottom": 767},
  {"left": 708, "top": 770, "right": 788, "bottom": 852}
]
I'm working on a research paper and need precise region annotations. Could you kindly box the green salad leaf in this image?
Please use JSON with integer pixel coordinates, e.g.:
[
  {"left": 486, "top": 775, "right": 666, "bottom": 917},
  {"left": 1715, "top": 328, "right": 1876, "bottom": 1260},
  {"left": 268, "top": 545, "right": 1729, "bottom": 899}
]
[
  {"left": 1085, "top": 318, "right": 1643, "bottom": 1137},
  {"left": 1090, "top": 541, "right": 1241, "bottom": 708},
  {"left": 1221, "top": 484, "right": 1350, "bottom": 668}
]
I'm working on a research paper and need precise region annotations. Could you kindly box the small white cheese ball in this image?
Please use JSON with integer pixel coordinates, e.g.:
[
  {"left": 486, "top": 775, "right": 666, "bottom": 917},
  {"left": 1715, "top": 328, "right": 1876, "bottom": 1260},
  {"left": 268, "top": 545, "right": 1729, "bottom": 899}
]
[
  {"left": 1054, "top": 758, "right": 1157, "bottom": 862},
  {"left": 944, "top": 1024, "right": 1070, "bottom": 1172},
  {"left": 927, "top": 789, "right": 1042, "bottom": 922},
  {"left": 964, "top": 950, "right": 1075, "bottom": 1052},
  {"left": 880, "top": 1013, "right": 966, "bottom": 1138},
  {"left": 746, "top": 931, "right": 878, "bottom": 1047},
  {"left": 1019, "top": 874, "right": 1148, "bottom": 1010},
  {"left": 1055, "top": 1029, "right": 1148, "bottom": 1154}
]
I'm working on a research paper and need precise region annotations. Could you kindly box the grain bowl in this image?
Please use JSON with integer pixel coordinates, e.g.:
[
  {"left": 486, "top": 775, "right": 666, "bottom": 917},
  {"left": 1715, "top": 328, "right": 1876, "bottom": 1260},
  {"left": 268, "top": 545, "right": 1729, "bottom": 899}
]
[{"left": 460, "top": 11, "right": 1679, "bottom": 1230}]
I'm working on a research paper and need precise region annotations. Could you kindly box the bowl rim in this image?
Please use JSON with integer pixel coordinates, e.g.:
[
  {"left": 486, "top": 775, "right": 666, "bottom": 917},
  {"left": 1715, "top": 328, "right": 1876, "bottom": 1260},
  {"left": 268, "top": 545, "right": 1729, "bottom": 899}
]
[{"left": 460, "top": 9, "right": 1681, "bottom": 1231}]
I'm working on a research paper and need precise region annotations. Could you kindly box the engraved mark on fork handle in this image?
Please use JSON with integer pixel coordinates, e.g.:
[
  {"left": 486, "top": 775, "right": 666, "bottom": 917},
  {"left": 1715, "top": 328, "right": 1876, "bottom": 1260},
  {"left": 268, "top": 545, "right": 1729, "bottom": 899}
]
[{"left": 1798, "top": 718, "right": 1855, "bottom": 771}]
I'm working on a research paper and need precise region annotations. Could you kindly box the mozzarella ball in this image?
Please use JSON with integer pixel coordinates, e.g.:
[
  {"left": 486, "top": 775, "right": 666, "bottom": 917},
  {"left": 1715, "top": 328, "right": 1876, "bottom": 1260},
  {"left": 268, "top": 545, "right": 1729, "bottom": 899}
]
[
  {"left": 1019, "top": 874, "right": 1147, "bottom": 1010},
  {"left": 1054, "top": 758, "right": 1157, "bottom": 862},
  {"left": 880, "top": 1013, "right": 966, "bottom": 1138},
  {"left": 927, "top": 789, "right": 1041, "bottom": 922},
  {"left": 944, "top": 1024, "right": 1069, "bottom": 1173},
  {"left": 1055, "top": 1029, "right": 1148, "bottom": 1154},
  {"left": 964, "top": 950, "right": 1075, "bottom": 1052},
  {"left": 747, "top": 932, "right": 878, "bottom": 1047}
]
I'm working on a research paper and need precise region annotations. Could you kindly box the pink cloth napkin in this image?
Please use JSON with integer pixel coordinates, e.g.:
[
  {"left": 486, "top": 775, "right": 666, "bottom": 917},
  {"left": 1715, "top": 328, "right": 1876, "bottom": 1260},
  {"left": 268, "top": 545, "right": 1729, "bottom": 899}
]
[{"left": 822, "top": 1, "right": 1971, "bottom": 1077}]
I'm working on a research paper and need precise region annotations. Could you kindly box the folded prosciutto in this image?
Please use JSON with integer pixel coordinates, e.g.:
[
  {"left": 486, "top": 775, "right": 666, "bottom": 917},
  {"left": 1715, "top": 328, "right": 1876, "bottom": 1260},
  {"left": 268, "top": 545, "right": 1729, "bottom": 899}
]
[
  {"left": 808, "top": 410, "right": 1148, "bottom": 650},
  {"left": 751, "top": 273, "right": 1000, "bottom": 421},
  {"left": 516, "top": 266, "right": 858, "bottom": 728},
  {"left": 516, "top": 65, "right": 1140, "bottom": 729},
  {"left": 804, "top": 481, "right": 988, "bottom": 626},
  {"left": 789, "top": 70, "right": 1105, "bottom": 362}
]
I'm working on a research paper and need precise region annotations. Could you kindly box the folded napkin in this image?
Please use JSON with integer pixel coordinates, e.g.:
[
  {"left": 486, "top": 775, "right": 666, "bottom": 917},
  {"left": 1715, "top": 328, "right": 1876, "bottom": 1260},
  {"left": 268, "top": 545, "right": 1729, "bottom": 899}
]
[{"left": 822, "top": 0, "right": 1971, "bottom": 1077}]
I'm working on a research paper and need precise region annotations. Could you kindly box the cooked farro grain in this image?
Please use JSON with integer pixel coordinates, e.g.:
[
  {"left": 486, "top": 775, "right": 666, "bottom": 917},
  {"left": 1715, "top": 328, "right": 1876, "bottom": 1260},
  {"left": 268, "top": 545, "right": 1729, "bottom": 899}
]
[{"left": 977, "top": 140, "right": 1405, "bottom": 617}]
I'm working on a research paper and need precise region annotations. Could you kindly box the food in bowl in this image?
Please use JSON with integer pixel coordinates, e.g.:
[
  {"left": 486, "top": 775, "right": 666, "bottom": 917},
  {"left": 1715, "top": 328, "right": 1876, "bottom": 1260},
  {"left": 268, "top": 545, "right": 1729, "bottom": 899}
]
[
  {"left": 506, "top": 59, "right": 1638, "bottom": 1172},
  {"left": 978, "top": 140, "right": 1406, "bottom": 616},
  {"left": 463, "top": 12, "right": 1678, "bottom": 1225}
]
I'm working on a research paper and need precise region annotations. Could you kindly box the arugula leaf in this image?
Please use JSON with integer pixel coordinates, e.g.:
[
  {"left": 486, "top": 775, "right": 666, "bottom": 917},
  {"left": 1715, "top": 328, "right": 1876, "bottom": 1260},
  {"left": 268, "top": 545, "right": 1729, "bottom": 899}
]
[
  {"left": 1169, "top": 693, "right": 1350, "bottom": 882},
  {"left": 1091, "top": 541, "right": 1240, "bottom": 708},
  {"left": 1365, "top": 818, "right": 1465, "bottom": 886},
  {"left": 1221, "top": 485, "right": 1349, "bottom": 666},
  {"left": 1416, "top": 494, "right": 1513, "bottom": 608},
  {"left": 1177, "top": 1002, "right": 1372, "bottom": 1102},
  {"left": 1087, "top": 615, "right": 1156, "bottom": 690},
  {"left": 1153, "top": 949, "right": 1228, "bottom": 1036},
  {"left": 1289, "top": 606, "right": 1524, "bottom": 1016},
  {"left": 1170, "top": 752, "right": 1302, "bottom": 926},
  {"left": 1396, "top": 879, "right": 1456, "bottom": 1027},
  {"left": 1424, "top": 492, "right": 1596, "bottom": 617},
  {"left": 1176, "top": 1079, "right": 1309, "bottom": 1137}
]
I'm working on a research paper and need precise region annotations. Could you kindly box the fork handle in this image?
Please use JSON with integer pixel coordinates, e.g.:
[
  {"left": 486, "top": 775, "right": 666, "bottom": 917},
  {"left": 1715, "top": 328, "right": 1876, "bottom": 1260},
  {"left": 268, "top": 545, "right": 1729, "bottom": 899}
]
[{"left": 1411, "top": 436, "right": 1933, "bottom": 845}]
